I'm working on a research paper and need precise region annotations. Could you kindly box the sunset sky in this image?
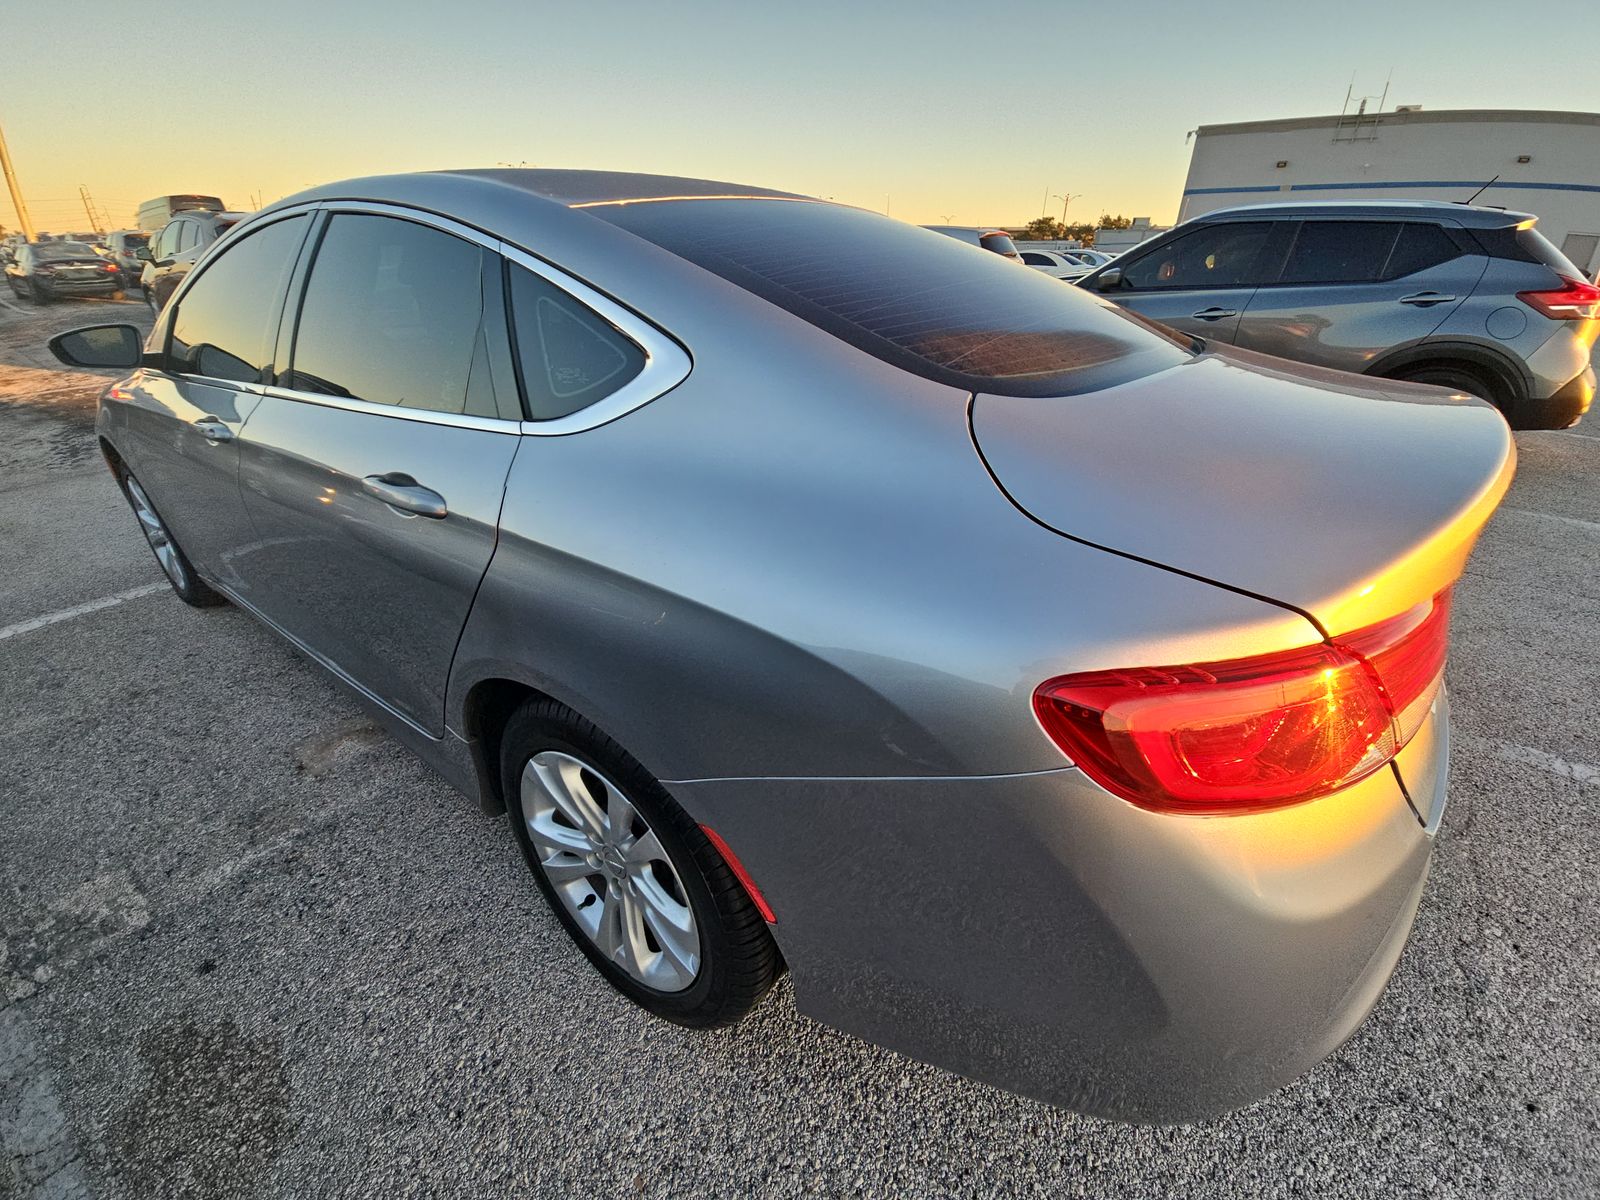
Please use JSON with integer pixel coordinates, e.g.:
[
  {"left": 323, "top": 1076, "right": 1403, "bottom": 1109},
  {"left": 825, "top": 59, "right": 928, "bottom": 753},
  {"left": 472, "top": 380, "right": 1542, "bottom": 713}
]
[{"left": 5, "top": 0, "right": 1599, "bottom": 235}]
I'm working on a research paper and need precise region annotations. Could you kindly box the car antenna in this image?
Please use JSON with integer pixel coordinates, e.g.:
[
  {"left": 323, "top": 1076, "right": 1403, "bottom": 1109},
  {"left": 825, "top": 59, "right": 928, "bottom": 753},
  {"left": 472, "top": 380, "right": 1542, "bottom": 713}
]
[{"left": 1459, "top": 175, "right": 1500, "bottom": 206}]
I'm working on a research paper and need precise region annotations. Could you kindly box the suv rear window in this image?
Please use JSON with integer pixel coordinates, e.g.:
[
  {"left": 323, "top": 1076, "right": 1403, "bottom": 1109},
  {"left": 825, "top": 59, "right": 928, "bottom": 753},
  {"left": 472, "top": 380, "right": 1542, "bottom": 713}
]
[
  {"left": 979, "top": 232, "right": 1020, "bottom": 259},
  {"left": 588, "top": 199, "right": 1188, "bottom": 397},
  {"left": 1470, "top": 223, "right": 1586, "bottom": 277}
]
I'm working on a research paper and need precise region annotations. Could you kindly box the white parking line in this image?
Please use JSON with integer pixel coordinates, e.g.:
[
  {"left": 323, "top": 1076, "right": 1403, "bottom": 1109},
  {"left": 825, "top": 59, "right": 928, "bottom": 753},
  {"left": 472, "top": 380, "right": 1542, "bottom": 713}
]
[
  {"left": 1502, "top": 507, "right": 1600, "bottom": 535},
  {"left": 0, "top": 582, "right": 165, "bottom": 643},
  {"left": 1459, "top": 733, "right": 1600, "bottom": 787}
]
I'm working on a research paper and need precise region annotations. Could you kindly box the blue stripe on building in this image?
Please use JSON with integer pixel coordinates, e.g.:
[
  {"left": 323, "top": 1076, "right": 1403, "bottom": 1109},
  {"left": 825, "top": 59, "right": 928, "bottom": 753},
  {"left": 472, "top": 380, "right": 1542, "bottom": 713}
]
[{"left": 1185, "top": 180, "right": 1600, "bottom": 196}]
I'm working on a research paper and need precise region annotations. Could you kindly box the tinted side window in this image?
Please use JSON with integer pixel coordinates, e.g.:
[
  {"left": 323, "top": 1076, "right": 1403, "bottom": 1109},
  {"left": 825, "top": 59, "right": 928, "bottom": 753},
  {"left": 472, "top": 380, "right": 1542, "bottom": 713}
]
[
  {"left": 290, "top": 214, "right": 485, "bottom": 414},
  {"left": 176, "top": 220, "right": 200, "bottom": 253},
  {"left": 1383, "top": 223, "right": 1463, "bottom": 278},
  {"left": 1278, "top": 221, "right": 1401, "bottom": 284},
  {"left": 154, "top": 224, "right": 179, "bottom": 259},
  {"left": 507, "top": 263, "right": 646, "bottom": 420},
  {"left": 1020, "top": 253, "right": 1052, "bottom": 266},
  {"left": 170, "top": 215, "right": 309, "bottom": 383},
  {"left": 1120, "top": 222, "right": 1272, "bottom": 289}
]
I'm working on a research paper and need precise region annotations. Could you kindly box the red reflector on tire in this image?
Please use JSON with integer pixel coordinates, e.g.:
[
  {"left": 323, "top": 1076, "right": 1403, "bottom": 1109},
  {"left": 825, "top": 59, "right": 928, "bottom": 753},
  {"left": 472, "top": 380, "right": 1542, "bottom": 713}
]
[
  {"left": 700, "top": 824, "right": 777, "bottom": 923},
  {"left": 1033, "top": 591, "right": 1452, "bottom": 815}
]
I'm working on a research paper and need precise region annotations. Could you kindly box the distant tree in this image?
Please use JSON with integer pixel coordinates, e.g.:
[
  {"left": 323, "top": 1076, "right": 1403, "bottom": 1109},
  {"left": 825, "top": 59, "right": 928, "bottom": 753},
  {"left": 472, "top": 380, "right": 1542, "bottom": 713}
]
[
  {"left": 1024, "top": 216, "right": 1064, "bottom": 240},
  {"left": 1098, "top": 213, "right": 1133, "bottom": 230}
]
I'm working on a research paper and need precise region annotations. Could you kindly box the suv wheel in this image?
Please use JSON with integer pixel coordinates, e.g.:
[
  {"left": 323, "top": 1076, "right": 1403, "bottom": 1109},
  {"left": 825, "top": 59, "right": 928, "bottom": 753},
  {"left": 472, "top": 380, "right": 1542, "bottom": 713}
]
[{"left": 1390, "top": 364, "right": 1503, "bottom": 411}]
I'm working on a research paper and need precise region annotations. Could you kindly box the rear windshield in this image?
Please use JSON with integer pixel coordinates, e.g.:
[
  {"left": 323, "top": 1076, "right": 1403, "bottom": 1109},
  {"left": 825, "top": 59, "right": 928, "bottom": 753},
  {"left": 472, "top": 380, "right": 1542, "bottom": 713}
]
[
  {"left": 1469, "top": 223, "right": 1585, "bottom": 277},
  {"left": 36, "top": 242, "right": 98, "bottom": 260},
  {"left": 589, "top": 199, "right": 1189, "bottom": 397}
]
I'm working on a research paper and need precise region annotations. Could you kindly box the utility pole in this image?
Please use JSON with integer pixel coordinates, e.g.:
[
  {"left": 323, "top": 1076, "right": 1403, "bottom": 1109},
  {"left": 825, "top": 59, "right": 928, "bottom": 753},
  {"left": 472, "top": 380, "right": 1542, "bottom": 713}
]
[
  {"left": 79, "top": 185, "right": 105, "bottom": 236},
  {"left": 0, "top": 113, "right": 37, "bottom": 243}
]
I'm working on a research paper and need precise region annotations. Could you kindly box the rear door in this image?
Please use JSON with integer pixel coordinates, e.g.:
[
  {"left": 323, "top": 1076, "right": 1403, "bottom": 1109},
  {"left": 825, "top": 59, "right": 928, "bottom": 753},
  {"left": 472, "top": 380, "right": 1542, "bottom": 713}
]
[
  {"left": 1235, "top": 219, "right": 1485, "bottom": 373},
  {"left": 1104, "top": 220, "right": 1277, "bottom": 342},
  {"left": 235, "top": 208, "right": 523, "bottom": 735}
]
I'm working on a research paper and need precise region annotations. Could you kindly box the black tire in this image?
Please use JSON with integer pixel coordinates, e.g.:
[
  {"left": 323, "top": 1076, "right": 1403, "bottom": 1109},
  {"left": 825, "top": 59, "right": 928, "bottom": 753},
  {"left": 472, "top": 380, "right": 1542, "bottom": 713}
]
[
  {"left": 114, "top": 464, "right": 228, "bottom": 608},
  {"left": 1390, "top": 364, "right": 1503, "bottom": 411},
  {"left": 27, "top": 278, "right": 50, "bottom": 305},
  {"left": 500, "top": 697, "right": 782, "bottom": 1028}
]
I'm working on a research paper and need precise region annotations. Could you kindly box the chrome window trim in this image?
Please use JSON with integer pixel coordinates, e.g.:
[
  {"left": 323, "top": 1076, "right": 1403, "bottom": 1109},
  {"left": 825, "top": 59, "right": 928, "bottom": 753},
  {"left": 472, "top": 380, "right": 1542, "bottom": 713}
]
[
  {"left": 493, "top": 239, "right": 692, "bottom": 437},
  {"left": 255, "top": 381, "right": 523, "bottom": 434},
  {"left": 228, "top": 199, "right": 689, "bottom": 436}
]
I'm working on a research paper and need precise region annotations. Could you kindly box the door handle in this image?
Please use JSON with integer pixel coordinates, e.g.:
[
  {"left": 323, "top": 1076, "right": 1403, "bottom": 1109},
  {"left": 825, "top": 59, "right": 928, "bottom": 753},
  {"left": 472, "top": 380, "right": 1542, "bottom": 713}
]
[
  {"left": 192, "top": 416, "right": 234, "bottom": 443},
  {"left": 1190, "top": 307, "right": 1238, "bottom": 321},
  {"left": 362, "top": 473, "right": 448, "bottom": 519},
  {"left": 1397, "top": 292, "right": 1457, "bottom": 306}
]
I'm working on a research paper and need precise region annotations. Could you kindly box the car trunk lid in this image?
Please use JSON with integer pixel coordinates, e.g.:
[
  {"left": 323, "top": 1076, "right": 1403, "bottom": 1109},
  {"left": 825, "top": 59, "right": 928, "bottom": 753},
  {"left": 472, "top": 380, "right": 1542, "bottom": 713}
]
[{"left": 970, "top": 346, "right": 1515, "bottom": 635}]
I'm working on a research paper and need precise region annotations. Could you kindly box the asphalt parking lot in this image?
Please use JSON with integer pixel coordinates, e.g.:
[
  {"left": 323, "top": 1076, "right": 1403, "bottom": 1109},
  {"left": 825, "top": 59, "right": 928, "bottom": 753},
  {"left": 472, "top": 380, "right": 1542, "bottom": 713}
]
[{"left": 1, "top": 291, "right": 1596, "bottom": 1200}]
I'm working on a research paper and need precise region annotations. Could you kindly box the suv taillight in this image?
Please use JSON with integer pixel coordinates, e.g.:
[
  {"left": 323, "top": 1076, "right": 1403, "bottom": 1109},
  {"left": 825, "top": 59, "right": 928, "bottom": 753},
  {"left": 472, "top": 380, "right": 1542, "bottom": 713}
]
[
  {"left": 1033, "top": 591, "right": 1451, "bottom": 815},
  {"left": 1517, "top": 276, "right": 1600, "bottom": 320}
]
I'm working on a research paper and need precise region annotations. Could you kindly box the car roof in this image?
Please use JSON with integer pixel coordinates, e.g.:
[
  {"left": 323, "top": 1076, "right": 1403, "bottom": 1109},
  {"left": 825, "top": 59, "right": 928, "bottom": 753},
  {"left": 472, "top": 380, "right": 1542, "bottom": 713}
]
[
  {"left": 1193, "top": 199, "right": 1535, "bottom": 227},
  {"left": 440, "top": 168, "right": 808, "bottom": 207}
]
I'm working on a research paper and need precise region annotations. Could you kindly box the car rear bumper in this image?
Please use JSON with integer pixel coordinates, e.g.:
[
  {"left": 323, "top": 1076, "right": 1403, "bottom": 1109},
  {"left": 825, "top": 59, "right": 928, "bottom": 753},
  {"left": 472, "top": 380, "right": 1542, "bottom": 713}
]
[
  {"left": 36, "top": 276, "right": 121, "bottom": 295},
  {"left": 672, "top": 723, "right": 1440, "bottom": 1122},
  {"left": 1521, "top": 362, "right": 1594, "bottom": 430}
]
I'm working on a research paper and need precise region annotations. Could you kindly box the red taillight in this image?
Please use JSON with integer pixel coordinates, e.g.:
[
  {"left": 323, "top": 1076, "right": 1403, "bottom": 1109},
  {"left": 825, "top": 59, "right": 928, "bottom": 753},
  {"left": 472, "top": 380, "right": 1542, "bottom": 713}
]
[
  {"left": 699, "top": 824, "right": 776, "bottom": 923},
  {"left": 103, "top": 262, "right": 119, "bottom": 272},
  {"left": 1033, "top": 591, "right": 1452, "bottom": 815},
  {"left": 1517, "top": 276, "right": 1600, "bottom": 320}
]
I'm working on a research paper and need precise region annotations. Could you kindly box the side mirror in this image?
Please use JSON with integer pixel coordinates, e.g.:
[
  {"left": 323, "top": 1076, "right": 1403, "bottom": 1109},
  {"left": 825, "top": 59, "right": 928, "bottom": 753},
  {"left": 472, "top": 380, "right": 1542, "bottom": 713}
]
[
  {"left": 134, "top": 246, "right": 153, "bottom": 261},
  {"left": 1094, "top": 266, "right": 1123, "bottom": 292},
  {"left": 48, "top": 324, "right": 144, "bottom": 369}
]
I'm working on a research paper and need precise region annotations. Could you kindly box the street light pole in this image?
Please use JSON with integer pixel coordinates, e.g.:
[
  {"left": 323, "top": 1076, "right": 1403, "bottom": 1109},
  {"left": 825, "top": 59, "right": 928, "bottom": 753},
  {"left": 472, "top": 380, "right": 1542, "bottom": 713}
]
[
  {"left": 1053, "top": 192, "right": 1083, "bottom": 234},
  {"left": 0, "top": 114, "right": 37, "bottom": 243}
]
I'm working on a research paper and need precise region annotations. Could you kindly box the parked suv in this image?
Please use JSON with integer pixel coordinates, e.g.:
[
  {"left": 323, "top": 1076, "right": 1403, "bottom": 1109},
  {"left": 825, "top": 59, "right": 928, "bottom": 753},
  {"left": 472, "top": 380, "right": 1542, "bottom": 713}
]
[
  {"left": 1076, "top": 201, "right": 1597, "bottom": 429},
  {"left": 922, "top": 225, "right": 1024, "bottom": 261},
  {"left": 139, "top": 210, "right": 245, "bottom": 310},
  {"left": 105, "top": 230, "right": 150, "bottom": 288}
]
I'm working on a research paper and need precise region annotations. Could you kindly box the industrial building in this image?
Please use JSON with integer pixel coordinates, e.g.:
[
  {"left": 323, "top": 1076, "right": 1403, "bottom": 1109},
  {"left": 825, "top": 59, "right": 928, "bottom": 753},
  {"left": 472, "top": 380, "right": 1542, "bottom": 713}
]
[{"left": 1177, "top": 108, "right": 1600, "bottom": 277}]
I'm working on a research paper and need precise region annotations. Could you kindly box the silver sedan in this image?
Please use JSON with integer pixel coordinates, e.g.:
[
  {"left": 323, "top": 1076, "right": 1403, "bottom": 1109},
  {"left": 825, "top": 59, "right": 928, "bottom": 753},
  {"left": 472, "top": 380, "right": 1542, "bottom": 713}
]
[{"left": 48, "top": 169, "right": 1513, "bottom": 1122}]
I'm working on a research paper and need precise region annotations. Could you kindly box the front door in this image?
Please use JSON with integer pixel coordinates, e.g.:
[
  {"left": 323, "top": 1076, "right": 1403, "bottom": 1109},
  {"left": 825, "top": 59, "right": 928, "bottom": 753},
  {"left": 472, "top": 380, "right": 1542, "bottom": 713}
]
[
  {"left": 1106, "top": 220, "right": 1276, "bottom": 343},
  {"left": 115, "top": 213, "right": 314, "bottom": 596},
  {"left": 234, "top": 210, "right": 520, "bottom": 735}
]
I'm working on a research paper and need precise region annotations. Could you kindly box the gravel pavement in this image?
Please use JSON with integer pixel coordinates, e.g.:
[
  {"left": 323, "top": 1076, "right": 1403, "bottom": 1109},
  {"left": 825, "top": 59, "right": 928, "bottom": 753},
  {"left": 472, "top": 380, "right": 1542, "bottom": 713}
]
[{"left": 1, "top": 291, "right": 1596, "bottom": 1198}]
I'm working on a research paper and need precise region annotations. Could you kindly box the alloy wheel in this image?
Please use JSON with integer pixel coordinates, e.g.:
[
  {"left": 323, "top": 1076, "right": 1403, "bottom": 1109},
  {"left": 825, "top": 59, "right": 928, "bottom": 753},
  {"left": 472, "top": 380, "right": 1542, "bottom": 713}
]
[
  {"left": 520, "top": 750, "right": 701, "bottom": 992},
  {"left": 125, "top": 476, "right": 189, "bottom": 590}
]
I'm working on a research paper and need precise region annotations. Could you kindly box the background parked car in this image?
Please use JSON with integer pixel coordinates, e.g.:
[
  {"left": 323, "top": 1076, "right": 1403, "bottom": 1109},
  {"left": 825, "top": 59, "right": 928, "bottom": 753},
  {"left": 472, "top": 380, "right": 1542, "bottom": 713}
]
[
  {"left": 103, "top": 230, "right": 150, "bottom": 286},
  {"left": 1020, "top": 249, "right": 1093, "bottom": 281},
  {"left": 922, "top": 225, "right": 1024, "bottom": 261},
  {"left": 5, "top": 240, "right": 124, "bottom": 303},
  {"left": 139, "top": 210, "right": 245, "bottom": 309},
  {"left": 1076, "top": 200, "right": 1597, "bottom": 429}
]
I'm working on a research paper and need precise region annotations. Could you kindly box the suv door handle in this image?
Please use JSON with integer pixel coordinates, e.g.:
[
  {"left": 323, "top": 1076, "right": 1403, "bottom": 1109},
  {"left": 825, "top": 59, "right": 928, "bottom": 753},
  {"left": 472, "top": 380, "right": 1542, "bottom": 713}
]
[
  {"left": 362, "top": 473, "right": 448, "bottom": 519},
  {"left": 1397, "top": 292, "right": 1457, "bottom": 306},
  {"left": 192, "top": 417, "right": 234, "bottom": 443},
  {"left": 1190, "top": 307, "right": 1238, "bottom": 321}
]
